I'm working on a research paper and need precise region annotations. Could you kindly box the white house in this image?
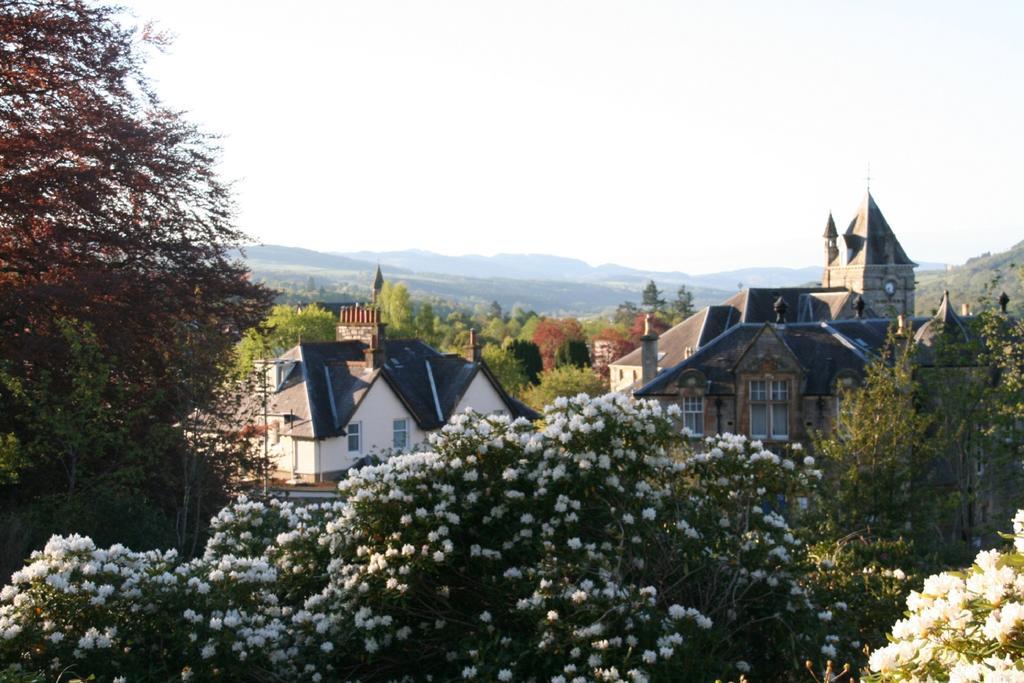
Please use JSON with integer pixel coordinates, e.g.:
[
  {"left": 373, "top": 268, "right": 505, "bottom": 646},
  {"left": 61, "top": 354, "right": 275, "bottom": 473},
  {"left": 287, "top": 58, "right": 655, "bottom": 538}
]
[{"left": 259, "top": 296, "right": 537, "bottom": 483}]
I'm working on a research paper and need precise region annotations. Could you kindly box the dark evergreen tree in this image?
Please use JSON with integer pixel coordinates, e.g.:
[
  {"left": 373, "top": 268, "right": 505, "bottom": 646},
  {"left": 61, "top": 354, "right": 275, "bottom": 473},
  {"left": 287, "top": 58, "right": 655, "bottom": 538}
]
[
  {"left": 554, "top": 339, "right": 591, "bottom": 369},
  {"left": 673, "top": 285, "right": 696, "bottom": 319},
  {"left": 641, "top": 280, "right": 666, "bottom": 312},
  {"left": 504, "top": 339, "right": 543, "bottom": 385}
]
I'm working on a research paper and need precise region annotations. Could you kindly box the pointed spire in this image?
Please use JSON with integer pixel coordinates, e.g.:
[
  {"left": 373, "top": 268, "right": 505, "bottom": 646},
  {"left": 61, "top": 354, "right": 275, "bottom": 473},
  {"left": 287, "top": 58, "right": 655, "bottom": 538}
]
[
  {"left": 935, "top": 290, "right": 955, "bottom": 324},
  {"left": 823, "top": 212, "right": 837, "bottom": 239},
  {"left": 915, "top": 290, "right": 969, "bottom": 348},
  {"left": 842, "top": 192, "right": 916, "bottom": 267},
  {"left": 371, "top": 264, "right": 384, "bottom": 305}
]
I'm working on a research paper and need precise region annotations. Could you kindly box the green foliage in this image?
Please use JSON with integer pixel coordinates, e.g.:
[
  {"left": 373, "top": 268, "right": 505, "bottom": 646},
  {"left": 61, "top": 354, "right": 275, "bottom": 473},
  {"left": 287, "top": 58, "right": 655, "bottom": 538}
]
[
  {"left": 0, "top": 435, "right": 24, "bottom": 487},
  {"left": 414, "top": 302, "right": 439, "bottom": 345},
  {"left": 807, "top": 534, "right": 922, "bottom": 673},
  {"left": 672, "top": 285, "right": 695, "bottom": 321},
  {"left": 915, "top": 243, "right": 1024, "bottom": 316},
  {"left": 503, "top": 339, "right": 543, "bottom": 385},
  {"left": 379, "top": 282, "right": 414, "bottom": 336},
  {"left": 642, "top": 280, "right": 666, "bottom": 312},
  {"left": 523, "top": 366, "right": 605, "bottom": 410},
  {"left": 813, "top": 334, "right": 941, "bottom": 545},
  {"left": 554, "top": 338, "right": 591, "bottom": 369},
  {"left": 234, "top": 303, "right": 336, "bottom": 377},
  {"left": 481, "top": 344, "right": 529, "bottom": 396}
]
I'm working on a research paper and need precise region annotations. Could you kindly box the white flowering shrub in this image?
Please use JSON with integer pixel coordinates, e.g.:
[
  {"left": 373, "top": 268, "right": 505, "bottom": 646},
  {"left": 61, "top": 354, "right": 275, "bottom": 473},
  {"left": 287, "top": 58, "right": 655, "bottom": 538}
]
[
  {"left": 1, "top": 393, "right": 843, "bottom": 681},
  {"left": 867, "top": 509, "right": 1024, "bottom": 681}
]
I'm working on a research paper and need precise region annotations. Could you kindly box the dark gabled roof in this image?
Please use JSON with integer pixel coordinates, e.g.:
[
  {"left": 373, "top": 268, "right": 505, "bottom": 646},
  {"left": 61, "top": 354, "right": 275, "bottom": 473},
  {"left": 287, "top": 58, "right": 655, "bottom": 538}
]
[
  {"left": 610, "top": 286, "right": 881, "bottom": 378},
  {"left": 732, "top": 287, "right": 855, "bottom": 323},
  {"left": 635, "top": 318, "right": 932, "bottom": 399},
  {"left": 270, "top": 339, "right": 538, "bottom": 439},
  {"left": 612, "top": 306, "right": 732, "bottom": 369},
  {"left": 843, "top": 192, "right": 916, "bottom": 267}
]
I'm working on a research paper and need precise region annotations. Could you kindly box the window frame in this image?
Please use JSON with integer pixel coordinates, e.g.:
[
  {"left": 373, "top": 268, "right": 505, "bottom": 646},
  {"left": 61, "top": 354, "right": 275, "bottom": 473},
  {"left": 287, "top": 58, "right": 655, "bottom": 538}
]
[
  {"left": 393, "top": 418, "right": 409, "bottom": 451},
  {"left": 347, "top": 421, "right": 362, "bottom": 453},
  {"left": 748, "top": 379, "right": 789, "bottom": 440},
  {"left": 682, "top": 395, "right": 704, "bottom": 436}
]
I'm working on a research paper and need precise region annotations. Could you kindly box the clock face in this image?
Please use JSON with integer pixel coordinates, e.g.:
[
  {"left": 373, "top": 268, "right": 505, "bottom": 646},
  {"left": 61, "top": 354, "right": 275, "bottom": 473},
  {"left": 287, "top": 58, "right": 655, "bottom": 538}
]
[{"left": 883, "top": 280, "right": 896, "bottom": 297}]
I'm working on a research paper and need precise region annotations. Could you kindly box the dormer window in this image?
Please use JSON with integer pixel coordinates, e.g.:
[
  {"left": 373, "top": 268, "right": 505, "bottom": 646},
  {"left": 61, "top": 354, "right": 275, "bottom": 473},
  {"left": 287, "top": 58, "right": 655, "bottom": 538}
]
[{"left": 750, "top": 380, "right": 789, "bottom": 440}]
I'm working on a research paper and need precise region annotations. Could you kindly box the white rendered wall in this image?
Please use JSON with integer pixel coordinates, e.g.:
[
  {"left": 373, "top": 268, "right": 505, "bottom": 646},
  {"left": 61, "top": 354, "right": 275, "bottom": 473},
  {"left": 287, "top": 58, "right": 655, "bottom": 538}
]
[
  {"left": 455, "top": 373, "right": 509, "bottom": 416},
  {"left": 347, "top": 379, "right": 427, "bottom": 456}
]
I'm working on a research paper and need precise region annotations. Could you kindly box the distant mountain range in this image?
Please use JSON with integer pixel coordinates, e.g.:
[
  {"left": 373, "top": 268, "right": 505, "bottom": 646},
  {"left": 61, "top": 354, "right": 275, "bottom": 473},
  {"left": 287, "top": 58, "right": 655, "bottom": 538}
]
[
  {"left": 238, "top": 244, "right": 963, "bottom": 316},
  {"left": 338, "top": 249, "right": 829, "bottom": 290}
]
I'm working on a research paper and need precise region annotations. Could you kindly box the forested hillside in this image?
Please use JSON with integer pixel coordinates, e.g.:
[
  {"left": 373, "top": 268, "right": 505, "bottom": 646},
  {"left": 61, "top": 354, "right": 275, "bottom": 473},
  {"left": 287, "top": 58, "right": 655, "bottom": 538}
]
[{"left": 916, "top": 240, "right": 1024, "bottom": 315}]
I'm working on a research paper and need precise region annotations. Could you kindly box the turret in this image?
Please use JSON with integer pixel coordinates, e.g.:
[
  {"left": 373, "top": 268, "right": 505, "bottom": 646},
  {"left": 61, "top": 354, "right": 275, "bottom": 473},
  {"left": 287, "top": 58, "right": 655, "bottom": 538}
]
[{"left": 823, "top": 213, "right": 839, "bottom": 266}]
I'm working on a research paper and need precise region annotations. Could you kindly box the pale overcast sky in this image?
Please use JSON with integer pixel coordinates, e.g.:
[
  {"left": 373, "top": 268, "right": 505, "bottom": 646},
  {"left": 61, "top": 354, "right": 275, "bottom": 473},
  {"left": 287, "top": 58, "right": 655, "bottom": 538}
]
[{"left": 121, "top": 1, "right": 1023, "bottom": 273}]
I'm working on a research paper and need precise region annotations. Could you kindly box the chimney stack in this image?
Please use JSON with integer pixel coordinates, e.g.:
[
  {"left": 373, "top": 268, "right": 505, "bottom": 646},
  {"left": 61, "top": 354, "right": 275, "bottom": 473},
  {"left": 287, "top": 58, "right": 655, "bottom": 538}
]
[
  {"left": 365, "top": 332, "right": 385, "bottom": 370},
  {"left": 999, "top": 292, "right": 1010, "bottom": 314},
  {"left": 640, "top": 315, "right": 659, "bottom": 387},
  {"left": 961, "top": 303, "right": 971, "bottom": 316},
  {"left": 897, "top": 313, "right": 906, "bottom": 335},
  {"left": 464, "top": 328, "right": 482, "bottom": 363}
]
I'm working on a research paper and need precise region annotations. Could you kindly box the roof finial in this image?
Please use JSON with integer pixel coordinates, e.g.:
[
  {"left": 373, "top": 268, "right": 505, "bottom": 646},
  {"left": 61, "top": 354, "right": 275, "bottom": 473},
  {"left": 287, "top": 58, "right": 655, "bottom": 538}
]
[
  {"left": 773, "top": 295, "right": 787, "bottom": 324},
  {"left": 866, "top": 162, "right": 871, "bottom": 193}
]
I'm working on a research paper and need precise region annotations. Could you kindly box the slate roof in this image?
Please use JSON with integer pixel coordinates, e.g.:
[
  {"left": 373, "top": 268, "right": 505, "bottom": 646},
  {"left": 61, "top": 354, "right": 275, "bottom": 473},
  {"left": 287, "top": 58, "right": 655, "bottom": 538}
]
[
  {"left": 843, "top": 192, "right": 916, "bottom": 267},
  {"left": 611, "top": 287, "right": 874, "bottom": 381},
  {"left": 634, "top": 317, "right": 932, "bottom": 398},
  {"left": 268, "top": 339, "right": 539, "bottom": 440},
  {"left": 612, "top": 306, "right": 737, "bottom": 369}
]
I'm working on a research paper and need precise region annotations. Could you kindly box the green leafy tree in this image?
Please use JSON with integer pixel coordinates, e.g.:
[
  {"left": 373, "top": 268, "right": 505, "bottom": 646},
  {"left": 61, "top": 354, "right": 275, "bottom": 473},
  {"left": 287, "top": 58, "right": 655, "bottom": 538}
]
[
  {"left": 642, "top": 280, "right": 666, "bottom": 313},
  {"left": 522, "top": 366, "right": 605, "bottom": 410},
  {"left": 481, "top": 344, "right": 529, "bottom": 396},
  {"left": 379, "top": 282, "right": 414, "bottom": 337},
  {"left": 813, "top": 334, "right": 940, "bottom": 545},
  {"left": 414, "top": 303, "right": 438, "bottom": 345},
  {"left": 554, "top": 339, "right": 591, "bottom": 369},
  {"left": 234, "top": 304, "right": 336, "bottom": 377},
  {"left": 518, "top": 314, "right": 541, "bottom": 342},
  {"left": 504, "top": 339, "right": 543, "bottom": 385}
]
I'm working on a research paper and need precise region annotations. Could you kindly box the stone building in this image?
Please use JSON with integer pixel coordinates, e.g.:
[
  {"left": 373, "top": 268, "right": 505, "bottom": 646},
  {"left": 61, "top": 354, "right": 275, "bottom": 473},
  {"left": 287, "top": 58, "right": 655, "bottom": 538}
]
[
  {"left": 821, "top": 192, "right": 917, "bottom": 316},
  {"left": 609, "top": 192, "right": 914, "bottom": 393}
]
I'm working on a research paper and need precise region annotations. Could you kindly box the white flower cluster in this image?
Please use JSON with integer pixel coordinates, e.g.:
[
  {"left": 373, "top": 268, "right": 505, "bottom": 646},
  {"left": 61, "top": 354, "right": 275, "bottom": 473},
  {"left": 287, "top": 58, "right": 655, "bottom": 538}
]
[
  {"left": 868, "top": 509, "right": 1024, "bottom": 681},
  {"left": 0, "top": 393, "right": 835, "bottom": 681}
]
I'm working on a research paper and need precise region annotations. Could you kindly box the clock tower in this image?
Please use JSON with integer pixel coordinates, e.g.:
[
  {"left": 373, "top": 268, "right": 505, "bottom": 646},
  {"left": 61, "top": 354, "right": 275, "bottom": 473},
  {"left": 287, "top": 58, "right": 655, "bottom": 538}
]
[{"left": 821, "top": 192, "right": 916, "bottom": 317}]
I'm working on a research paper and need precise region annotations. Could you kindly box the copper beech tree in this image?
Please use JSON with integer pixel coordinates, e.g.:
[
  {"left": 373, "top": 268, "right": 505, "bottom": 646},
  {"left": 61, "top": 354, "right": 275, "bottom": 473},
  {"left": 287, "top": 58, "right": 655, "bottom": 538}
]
[{"left": 0, "top": 0, "right": 273, "bottom": 565}]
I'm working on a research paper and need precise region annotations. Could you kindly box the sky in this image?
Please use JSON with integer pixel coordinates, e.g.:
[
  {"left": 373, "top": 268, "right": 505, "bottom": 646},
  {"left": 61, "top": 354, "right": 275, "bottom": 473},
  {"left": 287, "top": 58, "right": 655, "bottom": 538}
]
[{"left": 120, "top": 0, "right": 1024, "bottom": 273}]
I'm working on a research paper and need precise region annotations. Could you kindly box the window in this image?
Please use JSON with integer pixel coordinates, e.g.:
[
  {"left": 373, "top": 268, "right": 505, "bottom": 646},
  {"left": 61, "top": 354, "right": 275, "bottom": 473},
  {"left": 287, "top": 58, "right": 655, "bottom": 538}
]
[
  {"left": 393, "top": 418, "right": 408, "bottom": 450},
  {"left": 682, "top": 396, "right": 703, "bottom": 435},
  {"left": 347, "top": 422, "right": 361, "bottom": 453},
  {"left": 749, "top": 380, "right": 789, "bottom": 439}
]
